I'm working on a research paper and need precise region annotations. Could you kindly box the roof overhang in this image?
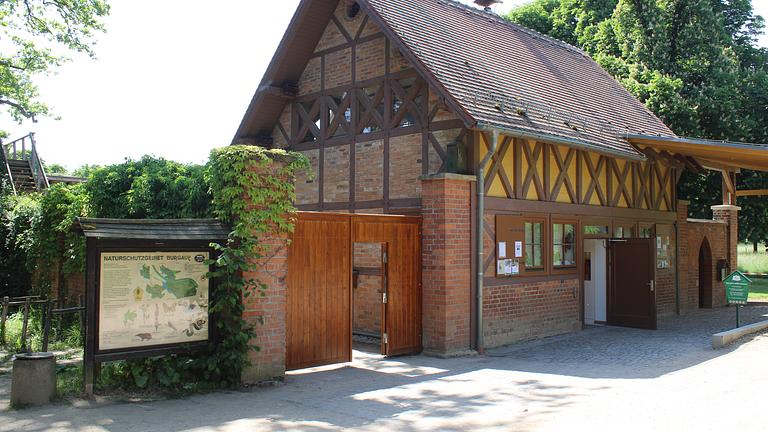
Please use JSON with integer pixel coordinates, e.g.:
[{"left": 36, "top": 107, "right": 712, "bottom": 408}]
[
  {"left": 77, "top": 218, "right": 230, "bottom": 241},
  {"left": 627, "top": 134, "right": 768, "bottom": 172}
]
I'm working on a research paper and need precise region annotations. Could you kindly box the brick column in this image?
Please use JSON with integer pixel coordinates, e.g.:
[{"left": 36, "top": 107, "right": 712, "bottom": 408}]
[
  {"left": 676, "top": 200, "right": 690, "bottom": 313},
  {"left": 421, "top": 173, "right": 475, "bottom": 356},
  {"left": 239, "top": 157, "right": 292, "bottom": 383},
  {"left": 241, "top": 233, "right": 288, "bottom": 383},
  {"left": 712, "top": 205, "right": 740, "bottom": 272}
]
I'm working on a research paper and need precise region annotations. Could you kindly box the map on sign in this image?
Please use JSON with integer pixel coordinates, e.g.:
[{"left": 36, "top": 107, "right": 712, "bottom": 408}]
[
  {"left": 724, "top": 271, "right": 752, "bottom": 305},
  {"left": 98, "top": 252, "right": 210, "bottom": 351}
]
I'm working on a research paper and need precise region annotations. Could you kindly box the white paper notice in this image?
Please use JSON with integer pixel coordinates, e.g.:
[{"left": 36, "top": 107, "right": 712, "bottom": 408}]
[
  {"left": 497, "top": 260, "right": 508, "bottom": 276},
  {"left": 515, "top": 241, "right": 523, "bottom": 258},
  {"left": 510, "top": 259, "right": 520, "bottom": 275},
  {"left": 498, "top": 242, "right": 507, "bottom": 258}
]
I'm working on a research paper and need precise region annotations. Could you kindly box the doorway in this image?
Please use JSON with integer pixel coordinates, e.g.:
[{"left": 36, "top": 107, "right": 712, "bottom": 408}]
[
  {"left": 607, "top": 238, "right": 656, "bottom": 330},
  {"left": 286, "top": 212, "right": 421, "bottom": 371},
  {"left": 353, "top": 242, "right": 386, "bottom": 355},
  {"left": 699, "top": 238, "right": 713, "bottom": 309},
  {"left": 583, "top": 239, "right": 607, "bottom": 325}
]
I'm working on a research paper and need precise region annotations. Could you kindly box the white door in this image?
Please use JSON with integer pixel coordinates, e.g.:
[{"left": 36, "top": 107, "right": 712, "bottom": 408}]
[{"left": 584, "top": 239, "right": 607, "bottom": 324}]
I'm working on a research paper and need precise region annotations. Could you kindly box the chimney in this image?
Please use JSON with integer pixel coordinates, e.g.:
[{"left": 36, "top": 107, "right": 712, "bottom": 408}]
[{"left": 474, "top": 0, "right": 503, "bottom": 12}]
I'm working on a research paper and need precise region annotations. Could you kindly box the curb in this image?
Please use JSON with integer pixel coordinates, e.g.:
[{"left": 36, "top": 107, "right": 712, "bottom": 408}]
[{"left": 712, "top": 319, "right": 768, "bottom": 349}]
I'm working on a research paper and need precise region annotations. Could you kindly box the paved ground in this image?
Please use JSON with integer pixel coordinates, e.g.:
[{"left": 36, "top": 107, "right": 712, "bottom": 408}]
[{"left": 2, "top": 306, "right": 768, "bottom": 431}]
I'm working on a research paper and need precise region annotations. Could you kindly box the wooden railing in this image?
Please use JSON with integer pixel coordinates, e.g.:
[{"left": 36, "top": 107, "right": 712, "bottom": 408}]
[
  {"left": 1, "top": 132, "right": 49, "bottom": 191},
  {"left": 0, "top": 139, "right": 17, "bottom": 195}
]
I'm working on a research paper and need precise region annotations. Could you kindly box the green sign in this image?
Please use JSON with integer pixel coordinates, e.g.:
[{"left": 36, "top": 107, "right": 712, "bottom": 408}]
[{"left": 724, "top": 271, "right": 752, "bottom": 305}]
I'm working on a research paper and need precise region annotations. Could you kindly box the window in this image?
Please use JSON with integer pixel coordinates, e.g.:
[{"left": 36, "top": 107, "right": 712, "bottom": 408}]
[
  {"left": 614, "top": 224, "right": 635, "bottom": 238},
  {"left": 553, "top": 223, "right": 576, "bottom": 267},
  {"left": 346, "top": 2, "right": 361, "bottom": 19},
  {"left": 584, "top": 225, "right": 609, "bottom": 236},
  {"left": 639, "top": 224, "right": 654, "bottom": 239},
  {"left": 525, "top": 221, "right": 544, "bottom": 270}
]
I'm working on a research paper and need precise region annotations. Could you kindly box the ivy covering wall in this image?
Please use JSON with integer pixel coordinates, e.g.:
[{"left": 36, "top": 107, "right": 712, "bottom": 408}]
[{"left": 0, "top": 147, "right": 308, "bottom": 392}]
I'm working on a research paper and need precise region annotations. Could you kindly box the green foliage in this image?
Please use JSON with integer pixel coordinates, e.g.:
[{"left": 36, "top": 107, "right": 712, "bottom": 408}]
[
  {"left": 0, "top": 186, "right": 34, "bottom": 297},
  {"left": 44, "top": 163, "right": 68, "bottom": 176},
  {"left": 507, "top": 0, "right": 768, "bottom": 239},
  {"left": 191, "top": 145, "right": 308, "bottom": 389},
  {"left": 0, "top": 0, "right": 110, "bottom": 130},
  {"left": 28, "top": 184, "right": 89, "bottom": 286},
  {"left": 71, "top": 164, "right": 101, "bottom": 179},
  {"left": 85, "top": 156, "right": 213, "bottom": 219}
]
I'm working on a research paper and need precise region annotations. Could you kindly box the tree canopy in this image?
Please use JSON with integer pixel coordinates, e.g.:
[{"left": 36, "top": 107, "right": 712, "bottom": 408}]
[
  {"left": 507, "top": 0, "right": 768, "bottom": 244},
  {"left": 0, "top": 0, "right": 110, "bottom": 133}
]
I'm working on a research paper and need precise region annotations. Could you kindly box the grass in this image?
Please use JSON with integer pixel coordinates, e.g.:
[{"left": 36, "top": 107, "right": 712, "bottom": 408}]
[
  {"left": 738, "top": 243, "right": 768, "bottom": 274},
  {"left": 748, "top": 278, "right": 768, "bottom": 302}
]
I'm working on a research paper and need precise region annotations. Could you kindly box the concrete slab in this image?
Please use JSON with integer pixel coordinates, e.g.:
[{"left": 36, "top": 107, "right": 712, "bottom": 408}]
[{"left": 712, "top": 319, "right": 768, "bottom": 348}]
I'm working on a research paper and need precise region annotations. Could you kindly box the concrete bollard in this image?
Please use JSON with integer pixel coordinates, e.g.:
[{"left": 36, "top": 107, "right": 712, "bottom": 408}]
[{"left": 10, "top": 352, "right": 57, "bottom": 407}]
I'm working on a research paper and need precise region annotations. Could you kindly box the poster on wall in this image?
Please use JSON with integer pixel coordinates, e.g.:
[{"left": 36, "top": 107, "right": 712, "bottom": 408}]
[{"left": 98, "top": 252, "right": 210, "bottom": 351}]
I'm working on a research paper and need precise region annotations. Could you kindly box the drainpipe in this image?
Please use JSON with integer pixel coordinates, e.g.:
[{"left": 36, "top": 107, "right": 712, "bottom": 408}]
[
  {"left": 475, "top": 128, "right": 499, "bottom": 354},
  {"left": 674, "top": 222, "right": 680, "bottom": 315}
]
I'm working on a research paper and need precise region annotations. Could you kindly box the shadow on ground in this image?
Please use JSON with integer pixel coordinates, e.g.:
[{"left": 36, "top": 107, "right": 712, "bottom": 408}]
[{"left": 0, "top": 307, "right": 766, "bottom": 431}]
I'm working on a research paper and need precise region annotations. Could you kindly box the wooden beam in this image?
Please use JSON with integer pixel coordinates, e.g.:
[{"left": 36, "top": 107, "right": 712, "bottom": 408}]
[
  {"left": 721, "top": 170, "right": 737, "bottom": 205},
  {"left": 736, "top": 189, "right": 768, "bottom": 197}
]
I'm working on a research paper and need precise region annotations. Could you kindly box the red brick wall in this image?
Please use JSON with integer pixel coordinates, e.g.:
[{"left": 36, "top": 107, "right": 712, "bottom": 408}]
[
  {"left": 243, "top": 232, "right": 288, "bottom": 383},
  {"left": 421, "top": 175, "right": 473, "bottom": 355},
  {"left": 484, "top": 278, "right": 581, "bottom": 348},
  {"left": 655, "top": 223, "right": 676, "bottom": 317},
  {"left": 353, "top": 243, "right": 382, "bottom": 335},
  {"left": 678, "top": 201, "right": 731, "bottom": 312}
]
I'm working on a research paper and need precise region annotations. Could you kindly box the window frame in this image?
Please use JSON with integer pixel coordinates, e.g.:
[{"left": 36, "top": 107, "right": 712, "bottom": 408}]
[
  {"left": 494, "top": 213, "right": 548, "bottom": 277},
  {"left": 612, "top": 220, "right": 637, "bottom": 239},
  {"left": 551, "top": 218, "right": 579, "bottom": 274},
  {"left": 524, "top": 217, "right": 547, "bottom": 272}
]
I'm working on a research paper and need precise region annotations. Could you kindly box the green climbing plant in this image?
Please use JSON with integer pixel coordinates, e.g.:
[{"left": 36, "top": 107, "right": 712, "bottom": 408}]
[{"left": 202, "top": 145, "right": 309, "bottom": 387}]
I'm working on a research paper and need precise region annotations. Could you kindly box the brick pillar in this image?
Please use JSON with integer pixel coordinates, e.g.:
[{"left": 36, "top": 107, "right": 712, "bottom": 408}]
[
  {"left": 239, "top": 157, "right": 292, "bottom": 383},
  {"left": 711, "top": 205, "right": 740, "bottom": 271},
  {"left": 676, "top": 200, "right": 690, "bottom": 313},
  {"left": 421, "top": 173, "right": 475, "bottom": 356},
  {"left": 242, "top": 233, "right": 288, "bottom": 383}
]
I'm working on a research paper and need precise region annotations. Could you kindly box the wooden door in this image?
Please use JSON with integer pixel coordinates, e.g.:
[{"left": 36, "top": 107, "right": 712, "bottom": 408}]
[
  {"left": 607, "top": 238, "right": 656, "bottom": 330},
  {"left": 353, "top": 215, "right": 422, "bottom": 356},
  {"left": 286, "top": 213, "right": 351, "bottom": 370}
]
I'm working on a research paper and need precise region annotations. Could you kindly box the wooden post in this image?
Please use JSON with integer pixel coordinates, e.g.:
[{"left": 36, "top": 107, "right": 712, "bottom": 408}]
[
  {"left": 56, "top": 297, "right": 63, "bottom": 342},
  {"left": 0, "top": 296, "right": 9, "bottom": 346},
  {"left": 78, "top": 294, "right": 85, "bottom": 344},
  {"left": 42, "top": 300, "right": 53, "bottom": 352},
  {"left": 20, "top": 297, "right": 31, "bottom": 352}
]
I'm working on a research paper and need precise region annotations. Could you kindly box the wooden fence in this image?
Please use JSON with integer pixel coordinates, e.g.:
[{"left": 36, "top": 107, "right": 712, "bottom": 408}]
[{"left": 0, "top": 295, "right": 85, "bottom": 352}]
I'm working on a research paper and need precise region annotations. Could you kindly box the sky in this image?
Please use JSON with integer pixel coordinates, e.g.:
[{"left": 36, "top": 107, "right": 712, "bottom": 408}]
[{"left": 5, "top": 0, "right": 768, "bottom": 170}]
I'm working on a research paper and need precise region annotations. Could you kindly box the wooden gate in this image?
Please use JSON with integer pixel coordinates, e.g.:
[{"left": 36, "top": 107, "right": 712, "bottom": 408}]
[
  {"left": 607, "top": 238, "right": 656, "bottom": 330},
  {"left": 286, "top": 212, "right": 421, "bottom": 370}
]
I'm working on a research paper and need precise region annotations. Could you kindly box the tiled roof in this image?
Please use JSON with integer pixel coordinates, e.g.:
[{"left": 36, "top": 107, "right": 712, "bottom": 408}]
[{"left": 364, "top": 0, "right": 675, "bottom": 158}]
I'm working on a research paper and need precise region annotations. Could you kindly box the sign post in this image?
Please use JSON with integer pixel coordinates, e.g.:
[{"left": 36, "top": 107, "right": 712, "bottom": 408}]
[{"left": 724, "top": 271, "right": 752, "bottom": 328}]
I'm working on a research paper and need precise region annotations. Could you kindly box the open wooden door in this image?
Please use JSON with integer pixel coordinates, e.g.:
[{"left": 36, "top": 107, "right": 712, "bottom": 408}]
[
  {"left": 607, "top": 238, "right": 656, "bottom": 330},
  {"left": 353, "top": 216, "right": 422, "bottom": 357},
  {"left": 286, "top": 213, "right": 352, "bottom": 370}
]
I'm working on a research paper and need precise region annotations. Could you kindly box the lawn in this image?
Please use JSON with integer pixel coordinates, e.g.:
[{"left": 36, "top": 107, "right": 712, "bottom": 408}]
[
  {"left": 748, "top": 278, "right": 768, "bottom": 302},
  {"left": 738, "top": 243, "right": 768, "bottom": 274}
]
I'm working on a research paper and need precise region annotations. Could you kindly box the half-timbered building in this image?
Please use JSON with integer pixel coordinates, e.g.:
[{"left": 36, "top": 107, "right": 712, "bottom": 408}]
[{"left": 235, "top": 0, "right": 768, "bottom": 378}]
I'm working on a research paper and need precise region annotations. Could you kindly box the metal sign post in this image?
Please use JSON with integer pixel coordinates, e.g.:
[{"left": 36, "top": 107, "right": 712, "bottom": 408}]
[{"left": 724, "top": 271, "right": 752, "bottom": 328}]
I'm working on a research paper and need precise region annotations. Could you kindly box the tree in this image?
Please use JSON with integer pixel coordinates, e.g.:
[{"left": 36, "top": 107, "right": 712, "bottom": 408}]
[
  {"left": 45, "top": 162, "right": 68, "bottom": 175},
  {"left": 0, "top": 0, "right": 110, "bottom": 131},
  {"left": 507, "top": 0, "right": 768, "bottom": 241}
]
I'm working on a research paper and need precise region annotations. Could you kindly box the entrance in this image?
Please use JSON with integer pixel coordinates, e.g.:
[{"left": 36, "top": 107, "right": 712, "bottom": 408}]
[
  {"left": 699, "top": 238, "right": 713, "bottom": 309},
  {"left": 583, "top": 239, "right": 607, "bottom": 324},
  {"left": 607, "top": 238, "right": 656, "bottom": 330},
  {"left": 286, "top": 212, "right": 421, "bottom": 370}
]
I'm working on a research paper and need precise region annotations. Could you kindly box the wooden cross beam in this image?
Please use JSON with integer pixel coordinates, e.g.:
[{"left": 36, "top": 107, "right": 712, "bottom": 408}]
[{"left": 736, "top": 189, "right": 768, "bottom": 197}]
